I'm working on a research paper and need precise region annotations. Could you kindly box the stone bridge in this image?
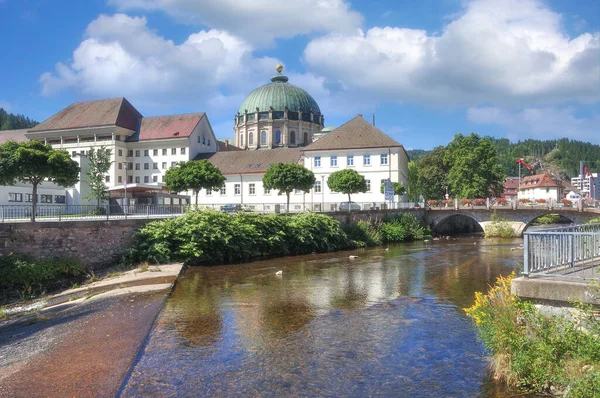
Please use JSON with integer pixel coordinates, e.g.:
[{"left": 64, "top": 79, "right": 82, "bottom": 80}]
[{"left": 426, "top": 207, "right": 600, "bottom": 236}]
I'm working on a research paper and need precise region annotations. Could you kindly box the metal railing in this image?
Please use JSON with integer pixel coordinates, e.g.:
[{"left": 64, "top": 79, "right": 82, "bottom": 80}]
[{"left": 523, "top": 223, "right": 600, "bottom": 279}]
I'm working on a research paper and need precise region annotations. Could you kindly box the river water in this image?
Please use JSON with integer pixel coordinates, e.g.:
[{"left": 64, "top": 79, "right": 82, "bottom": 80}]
[{"left": 120, "top": 236, "right": 522, "bottom": 397}]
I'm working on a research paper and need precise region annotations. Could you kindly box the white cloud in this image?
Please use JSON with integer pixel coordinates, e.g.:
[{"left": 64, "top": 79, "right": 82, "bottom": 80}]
[
  {"left": 303, "top": 0, "right": 600, "bottom": 107},
  {"left": 108, "top": 0, "right": 362, "bottom": 45},
  {"left": 40, "top": 14, "right": 277, "bottom": 115},
  {"left": 467, "top": 106, "right": 600, "bottom": 143}
]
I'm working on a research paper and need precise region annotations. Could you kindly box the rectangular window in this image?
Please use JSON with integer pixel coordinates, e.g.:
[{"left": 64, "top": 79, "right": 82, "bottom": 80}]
[
  {"left": 118, "top": 149, "right": 123, "bottom": 157},
  {"left": 330, "top": 156, "right": 337, "bottom": 167},
  {"left": 197, "top": 136, "right": 201, "bottom": 143},
  {"left": 315, "top": 156, "right": 321, "bottom": 167},
  {"left": 144, "top": 176, "right": 149, "bottom": 183},
  {"left": 41, "top": 194, "right": 52, "bottom": 203},
  {"left": 118, "top": 163, "right": 122, "bottom": 170},
  {"left": 264, "top": 187, "right": 271, "bottom": 194},
  {"left": 25, "top": 194, "right": 35, "bottom": 202},
  {"left": 380, "top": 153, "right": 388, "bottom": 165},
  {"left": 72, "top": 151, "right": 77, "bottom": 157},
  {"left": 347, "top": 155, "right": 354, "bottom": 166},
  {"left": 8, "top": 193, "right": 23, "bottom": 202},
  {"left": 366, "top": 179, "right": 371, "bottom": 191},
  {"left": 162, "top": 148, "right": 167, "bottom": 156},
  {"left": 153, "top": 149, "right": 158, "bottom": 156},
  {"left": 135, "top": 150, "right": 140, "bottom": 157},
  {"left": 314, "top": 181, "right": 322, "bottom": 193},
  {"left": 294, "top": 189, "right": 302, "bottom": 194},
  {"left": 135, "top": 163, "right": 140, "bottom": 170},
  {"left": 144, "top": 149, "right": 149, "bottom": 156},
  {"left": 249, "top": 183, "right": 256, "bottom": 195},
  {"left": 144, "top": 163, "right": 149, "bottom": 170},
  {"left": 55, "top": 195, "right": 66, "bottom": 204},
  {"left": 220, "top": 184, "right": 226, "bottom": 195},
  {"left": 181, "top": 148, "right": 186, "bottom": 155},
  {"left": 162, "top": 162, "right": 167, "bottom": 169},
  {"left": 153, "top": 163, "right": 158, "bottom": 170},
  {"left": 128, "top": 176, "right": 133, "bottom": 184},
  {"left": 118, "top": 176, "right": 122, "bottom": 183},
  {"left": 135, "top": 176, "right": 140, "bottom": 183},
  {"left": 206, "top": 188, "right": 212, "bottom": 196},
  {"left": 234, "top": 184, "right": 241, "bottom": 195},
  {"left": 363, "top": 154, "right": 371, "bottom": 165},
  {"left": 152, "top": 176, "right": 158, "bottom": 183},
  {"left": 128, "top": 162, "right": 133, "bottom": 170},
  {"left": 105, "top": 175, "right": 110, "bottom": 183},
  {"left": 128, "top": 150, "right": 133, "bottom": 157},
  {"left": 171, "top": 161, "right": 176, "bottom": 168},
  {"left": 171, "top": 148, "right": 176, "bottom": 155}
]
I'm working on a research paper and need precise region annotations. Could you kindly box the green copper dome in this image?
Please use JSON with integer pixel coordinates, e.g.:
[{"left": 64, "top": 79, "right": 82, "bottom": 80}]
[{"left": 238, "top": 68, "right": 321, "bottom": 115}]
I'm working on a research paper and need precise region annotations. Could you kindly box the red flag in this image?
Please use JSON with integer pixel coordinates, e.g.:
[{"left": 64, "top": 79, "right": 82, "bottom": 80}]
[{"left": 517, "top": 158, "right": 533, "bottom": 170}]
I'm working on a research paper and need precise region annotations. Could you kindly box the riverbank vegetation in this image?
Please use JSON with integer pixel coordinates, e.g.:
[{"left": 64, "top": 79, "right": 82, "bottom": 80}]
[
  {"left": 483, "top": 212, "right": 517, "bottom": 238},
  {"left": 531, "top": 213, "right": 561, "bottom": 226},
  {"left": 122, "top": 210, "right": 430, "bottom": 266},
  {"left": 465, "top": 274, "right": 600, "bottom": 396},
  {"left": 0, "top": 253, "right": 86, "bottom": 302}
]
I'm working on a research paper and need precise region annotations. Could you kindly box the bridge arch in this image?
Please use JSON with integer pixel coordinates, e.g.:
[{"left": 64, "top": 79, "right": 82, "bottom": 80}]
[
  {"left": 431, "top": 213, "right": 484, "bottom": 236},
  {"left": 518, "top": 212, "right": 576, "bottom": 235}
]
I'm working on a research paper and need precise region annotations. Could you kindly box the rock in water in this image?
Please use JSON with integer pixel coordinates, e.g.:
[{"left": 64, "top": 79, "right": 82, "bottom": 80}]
[{"left": 275, "top": 270, "right": 283, "bottom": 276}]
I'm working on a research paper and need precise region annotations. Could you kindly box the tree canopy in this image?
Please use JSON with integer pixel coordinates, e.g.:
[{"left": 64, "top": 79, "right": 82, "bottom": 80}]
[
  {"left": 379, "top": 181, "right": 406, "bottom": 198},
  {"left": 164, "top": 160, "right": 225, "bottom": 205},
  {"left": 407, "top": 161, "right": 421, "bottom": 202},
  {"left": 444, "top": 133, "right": 505, "bottom": 198},
  {"left": 85, "top": 146, "right": 112, "bottom": 207},
  {"left": 0, "top": 140, "right": 80, "bottom": 221},
  {"left": 262, "top": 163, "right": 315, "bottom": 212},
  {"left": 418, "top": 146, "right": 450, "bottom": 200},
  {"left": 326, "top": 168, "right": 367, "bottom": 203},
  {"left": 0, "top": 108, "right": 38, "bottom": 130}
]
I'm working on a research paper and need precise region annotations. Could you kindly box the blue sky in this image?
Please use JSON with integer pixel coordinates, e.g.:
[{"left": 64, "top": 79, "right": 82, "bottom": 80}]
[{"left": 1, "top": 0, "right": 598, "bottom": 149}]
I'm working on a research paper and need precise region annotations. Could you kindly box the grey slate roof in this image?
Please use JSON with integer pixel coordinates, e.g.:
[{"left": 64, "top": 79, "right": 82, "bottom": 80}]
[
  {"left": 304, "top": 116, "right": 403, "bottom": 151},
  {"left": 196, "top": 148, "right": 303, "bottom": 175},
  {"left": 0, "top": 128, "right": 29, "bottom": 145},
  {"left": 30, "top": 97, "right": 142, "bottom": 132}
]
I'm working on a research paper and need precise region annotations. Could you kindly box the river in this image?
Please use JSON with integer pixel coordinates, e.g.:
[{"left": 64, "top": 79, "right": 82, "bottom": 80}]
[{"left": 119, "top": 235, "right": 522, "bottom": 397}]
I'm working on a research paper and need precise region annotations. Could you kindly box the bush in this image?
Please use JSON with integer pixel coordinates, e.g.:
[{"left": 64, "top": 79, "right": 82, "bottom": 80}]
[
  {"left": 465, "top": 274, "right": 600, "bottom": 395},
  {"left": 343, "top": 220, "right": 381, "bottom": 247},
  {"left": 484, "top": 211, "right": 517, "bottom": 238},
  {"left": 0, "top": 253, "right": 86, "bottom": 300},
  {"left": 531, "top": 214, "right": 560, "bottom": 226}
]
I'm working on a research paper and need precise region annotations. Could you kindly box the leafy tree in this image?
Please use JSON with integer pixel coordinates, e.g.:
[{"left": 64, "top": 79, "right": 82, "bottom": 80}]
[
  {"left": 407, "top": 161, "right": 421, "bottom": 202},
  {"left": 379, "top": 181, "right": 406, "bottom": 199},
  {"left": 0, "top": 108, "right": 38, "bottom": 130},
  {"left": 418, "top": 146, "right": 450, "bottom": 200},
  {"left": 263, "top": 163, "right": 315, "bottom": 212},
  {"left": 0, "top": 140, "right": 79, "bottom": 221},
  {"left": 444, "top": 133, "right": 505, "bottom": 198},
  {"left": 84, "top": 146, "right": 112, "bottom": 207},
  {"left": 164, "top": 160, "right": 226, "bottom": 205},
  {"left": 327, "top": 169, "right": 367, "bottom": 204}
]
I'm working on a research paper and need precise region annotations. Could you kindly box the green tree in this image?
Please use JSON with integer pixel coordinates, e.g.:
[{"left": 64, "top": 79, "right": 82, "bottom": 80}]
[
  {"left": 327, "top": 169, "right": 367, "bottom": 204},
  {"left": 407, "top": 161, "right": 421, "bottom": 202},
  {"left": 164, "top": 160, "right": 226, "bottom": 205},
  {"left": 418, "top": 146, "right": 450, "bottom": 200},
  {"left": 263, "top": 163, "right": 315, "bottom": 212},
  {"left": 444, "top": 133, "right": 505, "bottom": 198},
  {"left": 84, "top": 146, "right": 112, "bottom": 207},
  {"left": 380, "top": 181, "right": 406, "bottom": 199},
  {"left": 0, "top": 140, "right": 79, "bottom": 221}
]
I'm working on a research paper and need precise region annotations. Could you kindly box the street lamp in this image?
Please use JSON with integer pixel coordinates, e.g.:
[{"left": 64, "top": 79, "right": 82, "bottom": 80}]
[{"left": 445, "top": 186, "right": 449, "bottom": 200}]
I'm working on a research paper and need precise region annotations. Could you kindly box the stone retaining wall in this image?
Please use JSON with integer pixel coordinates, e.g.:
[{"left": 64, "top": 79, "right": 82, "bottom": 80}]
[{"left": 0, "top": 220, "right": 152, "bottom": 269}]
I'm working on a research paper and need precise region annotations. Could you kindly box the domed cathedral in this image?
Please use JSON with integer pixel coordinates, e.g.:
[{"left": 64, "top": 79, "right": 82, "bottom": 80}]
[{"left": 234, "top": 64, "right": 325, "bottom": 149}]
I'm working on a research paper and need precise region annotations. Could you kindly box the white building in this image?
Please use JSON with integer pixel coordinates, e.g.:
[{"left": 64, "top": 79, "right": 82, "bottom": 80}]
[
  {"left": 518, "top": 173, "right": 564, "bottom": 203},
  {"left": 571, "top": 173, "right": 599, "bottom": 201}
]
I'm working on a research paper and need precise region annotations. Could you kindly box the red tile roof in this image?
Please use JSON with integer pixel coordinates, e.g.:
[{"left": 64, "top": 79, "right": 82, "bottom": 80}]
[
  {"left": 196, "top": 148, "right": 302, "bottom": 175},
  {"left": 30, "top": 97, "right": 142, "bottom": 132},
  {"left": 303, "top": 115, "right": 403, "bottom": 151},
  {"left": 519, "top": 173, "right": 563, "bottom": 189},
  {"left": 0, "top": 129, "right": 29, "bottom": 145},
  {"left": 127, "top": 113, "right": 205, "bottom": 142}
]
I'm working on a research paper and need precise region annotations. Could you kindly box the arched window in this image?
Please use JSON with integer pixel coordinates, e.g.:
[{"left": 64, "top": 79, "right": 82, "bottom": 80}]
[
  {"left": 240, "top": 133, "right": 244, "bottom": 147},
  {"left": 303, "top": 132, "right": 308, "bottom": 144},
  {"left": 202, "top": 137, "right": 206, "bottom": 144},
  {"left": 249, "top": 132, "right": 254, "bottom": 145},
  {"left": 290, "top": 131, "right": 296, "bottom": 145},
  {"left": 275, "top": 130, "right": 281, "bottom": 145},
  {"left": 261, "top": 130, "right": 267, "bottom": 145}
]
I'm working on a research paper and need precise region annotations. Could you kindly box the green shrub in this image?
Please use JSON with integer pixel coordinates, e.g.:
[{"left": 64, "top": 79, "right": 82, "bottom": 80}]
[
  {"left": 531, "top": 214, "right": 560, "bottom": 226},
  {"left": 484, "top": 211, "right": 517, "bottom": 238},
  {"left": 342, "top": 220, "right": 381, "bottom": 247},
  {"left": 0, "top": 253, "right": 86, "bottom": 300},
  {"left": 379, "top": 220, "right": 406, "bottom": 243},
  {"left": 465, "top": 274, "right": 600, "bottom": 395}
]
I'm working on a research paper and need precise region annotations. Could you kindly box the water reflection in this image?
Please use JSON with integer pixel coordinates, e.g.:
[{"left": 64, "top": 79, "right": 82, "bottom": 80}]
[{"left": 121, "top": 236, "right": 522, "bottom": 397}]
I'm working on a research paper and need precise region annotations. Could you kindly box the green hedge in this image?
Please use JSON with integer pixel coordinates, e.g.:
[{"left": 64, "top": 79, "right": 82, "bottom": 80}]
[{"left": 122, "top": 210, "right": 431, "bottom": 266}]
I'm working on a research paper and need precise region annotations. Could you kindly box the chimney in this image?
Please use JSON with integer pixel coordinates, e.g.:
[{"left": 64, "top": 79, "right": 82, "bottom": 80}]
[{"left": 358, "top": 114, "right": 363, "bottom": 118}]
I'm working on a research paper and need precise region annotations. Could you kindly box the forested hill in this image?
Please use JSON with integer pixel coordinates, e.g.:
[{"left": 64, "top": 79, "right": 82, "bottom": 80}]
[
  {"left": 0, "top": 108, "right": 38, "bottom": 130},
  {"left": 408, "top": 138, "right": 600, "bottom": 180}
]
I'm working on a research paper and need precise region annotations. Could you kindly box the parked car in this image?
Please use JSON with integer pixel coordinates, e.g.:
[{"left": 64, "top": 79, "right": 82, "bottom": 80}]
[
  {"left": 220, "top": 204, "right": 242, "bottom": 213},
  {"left": 339, "top": 201, "right": 361, "bottom": 211}
]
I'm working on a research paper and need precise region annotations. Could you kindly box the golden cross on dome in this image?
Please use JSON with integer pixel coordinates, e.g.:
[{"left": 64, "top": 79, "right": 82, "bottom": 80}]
[{"left": 276, "top": 63, "right": 283, "bottom": 73}]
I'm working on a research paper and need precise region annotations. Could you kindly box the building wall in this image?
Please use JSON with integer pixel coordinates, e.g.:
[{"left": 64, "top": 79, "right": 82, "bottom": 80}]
[
  {"left": 0, "top": 182, "right": 67, "bottom": 207},
  {"left": 518, "top": 187, "right": 562, "bottom": 202}
]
